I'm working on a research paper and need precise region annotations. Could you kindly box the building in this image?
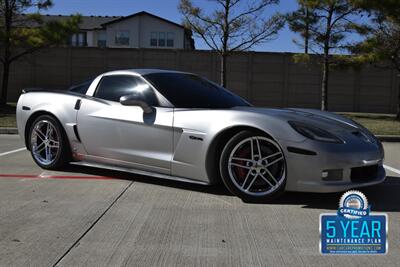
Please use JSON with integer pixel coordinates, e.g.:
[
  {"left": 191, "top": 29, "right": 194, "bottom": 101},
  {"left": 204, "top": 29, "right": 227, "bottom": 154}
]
[{"left": 41, "top": 11, "right": 195, "bottom": 50}]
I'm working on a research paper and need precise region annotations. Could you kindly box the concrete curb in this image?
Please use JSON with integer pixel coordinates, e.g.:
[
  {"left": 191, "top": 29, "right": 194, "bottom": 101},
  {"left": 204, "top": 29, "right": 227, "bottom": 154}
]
[
  {"left": 0, "top": 128, "right": 18, "bottom": 134},
  {"left": 0, "top": 127, "right": 399, "bottom": 141}
]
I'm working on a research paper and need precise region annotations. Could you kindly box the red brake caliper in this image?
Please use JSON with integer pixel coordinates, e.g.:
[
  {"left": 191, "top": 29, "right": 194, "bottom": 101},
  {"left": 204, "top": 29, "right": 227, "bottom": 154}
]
[{"left": 234, "top": 147, "right": 251, "bottom": 181}]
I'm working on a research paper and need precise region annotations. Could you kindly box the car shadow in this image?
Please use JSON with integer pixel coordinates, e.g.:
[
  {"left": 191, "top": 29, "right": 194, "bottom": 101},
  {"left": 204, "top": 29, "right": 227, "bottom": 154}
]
[
  {"left": 64, "top": 164, "right": 231, "bottom": 196},
  {"left": 249, "top": 176, "right": 400, "bottom": 212},
  {"left": 64, "top": 164, "right": 400, "bottom": 211}
]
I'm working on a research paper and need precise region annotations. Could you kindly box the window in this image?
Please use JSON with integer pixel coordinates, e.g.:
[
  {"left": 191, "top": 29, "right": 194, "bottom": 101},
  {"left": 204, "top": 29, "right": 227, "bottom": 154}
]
[
  {"left": 150, "top": 32, "right": 158, "bottom": 47},
  {"left": 158, "top": 32, "right": 165, "bottom": 47},
  {"left": 97, "top": 31, "right": 107, "bottom": 47},
  {"left": 78, "top": 33, "right": 86, "bottom": 46},
  {"left": 115, "top": 31, "right": 130, "bottom": 46},
  {"left": 167, "top": 32, "right": 174, "bottom": 47},
  {"left": 70, "top": 32, "right": 87, "bottom": 47},
  {"left": 150, "top": 32, "right": 174, "bottom": 47},
  {"left": 144, "top": 73, "right": 249, "bottom": 108},
  {"left": 69, "top": 79, "right": 94, "bottom": 95},
  {"left": 94, "top": 75, "right": 158, "bottom": 105}
]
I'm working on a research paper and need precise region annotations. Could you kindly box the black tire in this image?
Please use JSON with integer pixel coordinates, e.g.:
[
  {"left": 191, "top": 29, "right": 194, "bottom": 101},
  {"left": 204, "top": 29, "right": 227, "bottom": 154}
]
[
  {"left": 219, "top": 130, "right": 286, "bottom": 202},
  {"left": 28, "top": 114, "right": 71, "bottom": 170}
]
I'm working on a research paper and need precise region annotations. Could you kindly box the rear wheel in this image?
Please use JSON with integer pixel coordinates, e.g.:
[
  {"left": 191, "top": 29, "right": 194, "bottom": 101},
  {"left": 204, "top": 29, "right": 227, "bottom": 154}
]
[
  {"left": 219, "top": 130, "right": 286, "bottom": 202},
  {"left": 29, "top": 115, "right": 70, "bottom": 170}
]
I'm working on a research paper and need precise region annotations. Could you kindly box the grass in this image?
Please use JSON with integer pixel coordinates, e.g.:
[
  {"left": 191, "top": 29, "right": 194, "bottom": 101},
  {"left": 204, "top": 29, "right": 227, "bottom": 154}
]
[
  {"left": 0, "top": 114, "right": 16, "bottom": 127},
  {"left": 0, "top": 103, "right": 16, "bottom": 128},
  {"left": 0, "top": 103, "right": 399, "bottom": 135}
]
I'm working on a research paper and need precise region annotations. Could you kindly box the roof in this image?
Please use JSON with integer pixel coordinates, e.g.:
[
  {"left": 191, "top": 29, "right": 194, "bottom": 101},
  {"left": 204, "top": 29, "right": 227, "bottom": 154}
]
[
  {"left": 23, "top": 11, "right": 185, "bottom": 31},
  {"left": 103, "top": 69, "right": 191, "bottom": 76},
  {"left": 101, "top": 11, "right": 184, "bottom": 29},
  {"left": 40, "top": 14, "right": 122, "bottom": 30}
]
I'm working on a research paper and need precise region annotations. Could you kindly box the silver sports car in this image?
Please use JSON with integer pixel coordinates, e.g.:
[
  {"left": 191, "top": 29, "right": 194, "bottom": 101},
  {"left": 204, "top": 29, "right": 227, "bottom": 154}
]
[{"left": 16, "top": 69, "right": 385, "bottom": 201}]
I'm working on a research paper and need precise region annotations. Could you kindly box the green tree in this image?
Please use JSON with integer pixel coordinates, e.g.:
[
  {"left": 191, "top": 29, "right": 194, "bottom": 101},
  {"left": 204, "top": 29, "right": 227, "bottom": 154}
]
[
  {"left": 179, "top": 0, "right": 284, "bottom": 87},
  {"left": 0, "top": 0, "right": 81, "bottom": 105},
  {"left": 291, "top": 0, "right": 364, "bottom": 111},
  {"left": 350, "top": 0, "right": 400, "bottom": 119},
  {"left": 286, "top": 0, "right": 319, "bottom": 54}
]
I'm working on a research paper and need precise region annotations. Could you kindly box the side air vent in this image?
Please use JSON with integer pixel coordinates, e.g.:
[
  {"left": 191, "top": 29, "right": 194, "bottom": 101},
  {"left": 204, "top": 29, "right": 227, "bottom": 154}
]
[
  {"left": 287, "top": 146, "right": 317, "bottom": 156},
  {"left": 73, "top": 125, "right": 81, "bottom": 142}
]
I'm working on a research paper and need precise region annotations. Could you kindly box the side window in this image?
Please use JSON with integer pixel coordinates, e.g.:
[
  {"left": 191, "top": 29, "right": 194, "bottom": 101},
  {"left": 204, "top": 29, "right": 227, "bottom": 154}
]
[
  {"left": 158, "top": 32, "right": 165, "bottom": 47},
  {"left": 115, "top": 31, "right": 130, "bottom": 46},
  {"left": 150, "top": 32, "right": 158, "bottom": 46},
  {"left": 167, "top": 32, "right": 174, "bottom": 47},
  {"left": 69, "top": 79, "right": 93, "bottom": 94},
  {"left": 97, "top": 31, "right": 107, "bottom": 47},
  {"left": 94, "top": 75, "right": 158, "bottom": 106}
]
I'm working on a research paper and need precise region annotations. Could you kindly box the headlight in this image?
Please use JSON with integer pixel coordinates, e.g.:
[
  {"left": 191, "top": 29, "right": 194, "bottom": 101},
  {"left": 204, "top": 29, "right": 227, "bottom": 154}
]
[
  {"left": 288, "top": 121, "right": 344, "bottom": 144},
  {"left": 347, "top": 118, "right": 377, "bottom": 143}
]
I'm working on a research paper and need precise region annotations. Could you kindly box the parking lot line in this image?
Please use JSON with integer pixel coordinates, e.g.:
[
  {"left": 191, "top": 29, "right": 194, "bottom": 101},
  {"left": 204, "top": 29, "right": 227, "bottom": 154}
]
[
  {"left": 383, "top": 164, "right": 400, "bottom": 175},
  {"left": 0, "top": 173, "right": 116, "bottom": 180},
  {"left": 0, "top": 147, "right": 26, "bottom": 157}
]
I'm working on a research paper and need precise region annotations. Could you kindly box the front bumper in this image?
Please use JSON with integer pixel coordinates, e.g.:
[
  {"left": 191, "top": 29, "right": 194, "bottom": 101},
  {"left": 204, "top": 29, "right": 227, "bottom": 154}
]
[{"left": 282, "top": 138, "right": 386, "bottom": 193}]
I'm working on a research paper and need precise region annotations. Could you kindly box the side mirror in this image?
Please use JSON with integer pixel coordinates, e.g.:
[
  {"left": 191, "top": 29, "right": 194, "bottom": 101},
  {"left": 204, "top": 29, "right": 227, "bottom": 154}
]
[{"left": 120, "top": 93, "right": 153, "bottom": 114}]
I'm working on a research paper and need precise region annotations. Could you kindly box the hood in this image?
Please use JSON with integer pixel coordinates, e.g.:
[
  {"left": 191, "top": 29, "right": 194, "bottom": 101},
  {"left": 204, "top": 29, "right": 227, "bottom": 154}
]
[{"left": 233, "top": 106, "right": 376, "bottom": 141}]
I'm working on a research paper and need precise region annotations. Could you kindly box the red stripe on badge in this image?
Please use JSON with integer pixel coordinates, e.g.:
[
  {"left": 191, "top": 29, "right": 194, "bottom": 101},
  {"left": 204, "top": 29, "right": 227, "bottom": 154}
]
[{"left": 0, "top": 174, "right": 115, "bottom": 180}]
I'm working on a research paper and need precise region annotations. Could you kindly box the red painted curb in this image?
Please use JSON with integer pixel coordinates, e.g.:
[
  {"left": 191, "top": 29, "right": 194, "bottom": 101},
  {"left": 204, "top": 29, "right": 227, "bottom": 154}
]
[{"left": 0, "top": 174, "right": 116, "bottom": 180}]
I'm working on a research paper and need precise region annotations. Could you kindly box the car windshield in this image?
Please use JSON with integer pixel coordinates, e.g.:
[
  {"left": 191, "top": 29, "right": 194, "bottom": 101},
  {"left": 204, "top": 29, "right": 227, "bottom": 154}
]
[
  {"left": 143, "top": 72, "right": 250, "bottom": 108},
  {"left": 68, "top": 79, "right": 94, "bottom": 95}
]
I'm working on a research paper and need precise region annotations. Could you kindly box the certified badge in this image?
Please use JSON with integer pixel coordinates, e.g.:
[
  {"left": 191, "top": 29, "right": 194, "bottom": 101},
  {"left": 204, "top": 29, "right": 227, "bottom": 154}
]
[
  {"left": 338, "top": 191, "right": 370, "bottom": 219},
  {"left": 320, "top": 190, "right": 388, "bottom": 254}
]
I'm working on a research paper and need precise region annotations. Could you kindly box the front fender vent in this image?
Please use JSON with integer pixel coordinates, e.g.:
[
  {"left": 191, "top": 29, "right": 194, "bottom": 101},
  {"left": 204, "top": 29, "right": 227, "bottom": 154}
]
[
  {"left": 287, "top": 146, "right": 317, "bottom": 156},
  {"left": 73, "top": 125, "right": 81, "bottom": 142}
]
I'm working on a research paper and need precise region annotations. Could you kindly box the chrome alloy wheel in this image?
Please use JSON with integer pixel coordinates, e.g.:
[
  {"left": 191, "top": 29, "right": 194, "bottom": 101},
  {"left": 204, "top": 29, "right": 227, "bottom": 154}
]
[
  {"left": 228, "top": 136, "right": 286, "bottom": 196},
  {"left": 30, "top": 120, "right": 60, "bottom": 166}
]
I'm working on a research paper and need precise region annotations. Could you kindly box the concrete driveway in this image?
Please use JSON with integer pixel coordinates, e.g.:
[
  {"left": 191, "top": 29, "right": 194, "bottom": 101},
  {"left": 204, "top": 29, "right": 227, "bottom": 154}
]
[{"left": 0, "top": 134, "right": 399, "bottom": 266}]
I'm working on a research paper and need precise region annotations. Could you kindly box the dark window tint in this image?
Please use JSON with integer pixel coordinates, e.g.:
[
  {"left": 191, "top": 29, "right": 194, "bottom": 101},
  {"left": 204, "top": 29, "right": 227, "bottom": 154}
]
[
  {"left": 69, "top": 79, "right": 93, "bottom": 95},
  {"left": 144, "top": 73, "right": 249, "bottom": 108},
  {"left": 95, "top": 75, "right": 158, "bottom": 105}
]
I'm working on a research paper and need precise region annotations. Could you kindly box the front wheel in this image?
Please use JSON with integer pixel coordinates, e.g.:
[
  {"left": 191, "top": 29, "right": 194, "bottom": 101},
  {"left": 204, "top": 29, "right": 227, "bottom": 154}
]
[
  {"left": 219, "top": 130, "right": 287, "bottom": 202},
  {"left": 29, "top": 115, "right": 70, "bottom": 170}
]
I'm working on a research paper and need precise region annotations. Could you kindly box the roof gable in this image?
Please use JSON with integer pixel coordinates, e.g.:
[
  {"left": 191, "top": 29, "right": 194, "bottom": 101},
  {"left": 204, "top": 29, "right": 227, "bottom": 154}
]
[{"left": 101, "top": 11, "right": 184, "bottom": 29}]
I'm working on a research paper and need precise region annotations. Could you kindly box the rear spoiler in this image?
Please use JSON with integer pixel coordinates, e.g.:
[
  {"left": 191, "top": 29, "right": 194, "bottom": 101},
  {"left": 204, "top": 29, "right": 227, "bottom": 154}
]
[{"left": 22, "top": 88, "right": 64, "bottom": 94}]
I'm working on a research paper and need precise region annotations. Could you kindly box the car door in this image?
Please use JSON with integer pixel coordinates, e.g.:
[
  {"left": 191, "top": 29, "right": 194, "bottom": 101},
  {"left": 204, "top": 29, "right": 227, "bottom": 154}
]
[{"left": 76, "top": 74, "right": 174, "bottom": 175}]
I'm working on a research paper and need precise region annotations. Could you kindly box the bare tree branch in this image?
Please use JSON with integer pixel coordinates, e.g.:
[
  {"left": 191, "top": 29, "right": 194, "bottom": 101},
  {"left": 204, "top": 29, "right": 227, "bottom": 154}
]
[{"left": 179, "top": 0, "right": 283, "bottom": 86}]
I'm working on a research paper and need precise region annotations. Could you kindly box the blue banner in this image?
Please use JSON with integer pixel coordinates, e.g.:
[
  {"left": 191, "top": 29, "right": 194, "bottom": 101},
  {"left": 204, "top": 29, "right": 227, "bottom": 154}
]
[{"left": 320, "top": 214, "right": 387, "bottom": 254}]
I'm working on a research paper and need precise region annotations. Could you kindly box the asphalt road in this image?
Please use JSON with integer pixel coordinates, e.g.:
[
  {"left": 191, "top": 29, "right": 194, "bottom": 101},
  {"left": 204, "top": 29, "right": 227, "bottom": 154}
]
[{"left": 0, "top": 134, "right": 399, "bottom": 267}]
